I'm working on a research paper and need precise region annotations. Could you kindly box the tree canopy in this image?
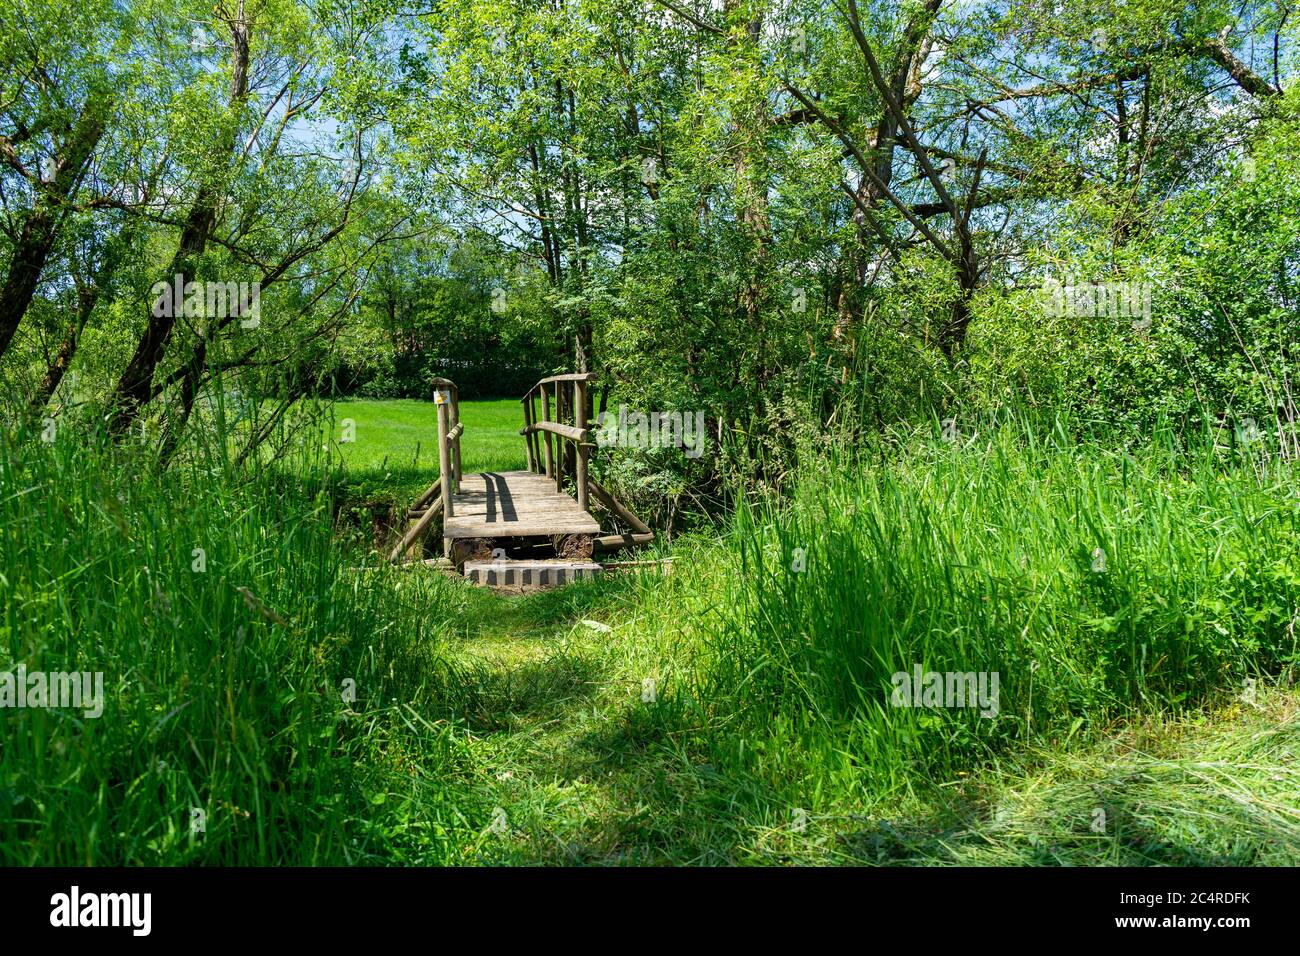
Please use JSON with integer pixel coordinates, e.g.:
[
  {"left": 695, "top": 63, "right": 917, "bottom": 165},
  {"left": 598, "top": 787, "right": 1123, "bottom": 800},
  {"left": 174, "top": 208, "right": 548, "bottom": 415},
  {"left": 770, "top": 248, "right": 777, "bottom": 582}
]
[{"left": 1, "top": 0, "right": 1295, "bottom": 473}]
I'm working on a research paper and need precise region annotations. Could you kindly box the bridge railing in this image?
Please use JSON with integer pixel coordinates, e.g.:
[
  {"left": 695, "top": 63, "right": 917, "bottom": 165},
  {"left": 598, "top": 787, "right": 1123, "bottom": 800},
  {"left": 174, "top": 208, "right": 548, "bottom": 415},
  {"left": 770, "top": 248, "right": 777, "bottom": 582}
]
[
  {"left": 432, "top": 376, "right": 463, "bottom": 514},
  {"left": 386, "top": 377, "right": 462, "bottom": 562},
  {"left": 520, "top": 372, "right": 654, "bottom": 551},
  {"left": 520, "top": 372, "right": 597, "bottom": 512}
]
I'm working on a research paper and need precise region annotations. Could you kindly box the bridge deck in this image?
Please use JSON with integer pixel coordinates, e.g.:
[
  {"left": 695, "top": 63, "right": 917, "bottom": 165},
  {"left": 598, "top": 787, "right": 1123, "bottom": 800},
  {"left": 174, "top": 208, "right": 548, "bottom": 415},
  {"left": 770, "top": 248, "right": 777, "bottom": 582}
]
[{"left": 442, "top": 471, "right": 600, "bottom": 539}]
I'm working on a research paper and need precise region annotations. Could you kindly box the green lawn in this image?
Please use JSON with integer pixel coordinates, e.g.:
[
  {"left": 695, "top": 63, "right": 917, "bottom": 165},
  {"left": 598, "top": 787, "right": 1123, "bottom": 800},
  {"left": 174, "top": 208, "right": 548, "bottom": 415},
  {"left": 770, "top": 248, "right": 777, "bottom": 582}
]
[
  {"left": 322, "top": 398, "right": 527, "bottom": 503},
  {"left": 328, "top": 398, "right": 526, "bottom": 473}
]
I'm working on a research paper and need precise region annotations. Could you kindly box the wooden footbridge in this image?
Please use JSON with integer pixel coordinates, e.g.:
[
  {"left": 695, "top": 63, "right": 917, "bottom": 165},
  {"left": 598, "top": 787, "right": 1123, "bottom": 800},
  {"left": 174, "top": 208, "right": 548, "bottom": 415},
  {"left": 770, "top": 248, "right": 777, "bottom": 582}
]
[{"left": 386, "top": 374, "right": 655, "bottom": 587}]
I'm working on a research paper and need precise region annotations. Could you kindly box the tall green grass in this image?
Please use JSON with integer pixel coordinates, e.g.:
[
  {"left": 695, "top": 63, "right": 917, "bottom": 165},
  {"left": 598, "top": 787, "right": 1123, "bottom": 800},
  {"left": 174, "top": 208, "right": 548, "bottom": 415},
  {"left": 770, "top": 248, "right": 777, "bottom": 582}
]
[
  {"left": 0, "top": 426, "right": 486, "bottom": 864},
  {"left": 4, "top": 412, "right": 1297, "bottom": 866},
  {"left": 699, "top": 419, "right": 1300, "bottom": 794}
]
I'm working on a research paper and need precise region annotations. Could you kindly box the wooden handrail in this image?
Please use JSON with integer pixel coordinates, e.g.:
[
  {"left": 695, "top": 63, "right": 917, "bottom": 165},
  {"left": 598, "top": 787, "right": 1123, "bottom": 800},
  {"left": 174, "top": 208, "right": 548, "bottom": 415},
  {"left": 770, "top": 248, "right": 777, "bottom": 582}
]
[
  {"left": 520, "top": 421, "right": 588, "bottom": 443},
  {"left": 521, "top": 372, "right": 594, "bottom": 514},
  {"left": 519, "top": 372, "right": 646, "bottom": 551},
  {"left": 521, "top": 372, "right": 600, "bottom": 399}
]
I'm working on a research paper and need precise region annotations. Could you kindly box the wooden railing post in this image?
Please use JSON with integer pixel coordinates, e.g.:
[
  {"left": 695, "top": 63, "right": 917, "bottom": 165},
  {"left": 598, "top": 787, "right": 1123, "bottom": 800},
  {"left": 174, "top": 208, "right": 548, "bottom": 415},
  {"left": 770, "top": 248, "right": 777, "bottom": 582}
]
[
  {"left": 565, "top": 385, "right": 577, "bottom": 481},
  {"left": 522, "top": 391, "right": 538, "bottom": 472},
  {"left": 532, "top": 393, "right": 543, "bottom": 470},
  {"left": 554, "top": 384, "right": 566, "bottom": 492},
  {"left": 542, "top": 384, "right": 554, "bottom": 478},
  {"left": 436, "top": 390, "right": 453, "bottom": 518},
  {"left": 574, "top": 377, "right": 589, "bottom": 512}
]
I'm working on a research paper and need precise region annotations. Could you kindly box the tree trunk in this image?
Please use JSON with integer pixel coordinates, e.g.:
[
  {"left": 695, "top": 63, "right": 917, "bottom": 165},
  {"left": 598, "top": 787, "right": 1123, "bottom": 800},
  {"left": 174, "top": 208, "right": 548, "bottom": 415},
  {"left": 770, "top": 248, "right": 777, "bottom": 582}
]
[
  {"left": 0, "top": 97, "right": 108, "bottom": 361},
  {"left": 31, "top": 286, "right": 97, "bottom": 413},
  {"left": 30, "top": 220, "right": 139, "bottom": 414},
  {"left": 107, "top": 5, "right": 251, "bottom": 436}
]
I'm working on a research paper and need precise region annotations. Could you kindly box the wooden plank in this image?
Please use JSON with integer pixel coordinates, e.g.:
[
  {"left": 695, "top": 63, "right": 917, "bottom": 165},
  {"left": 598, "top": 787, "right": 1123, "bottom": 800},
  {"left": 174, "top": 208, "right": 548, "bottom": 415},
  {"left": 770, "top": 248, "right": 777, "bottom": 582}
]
[
  {"left": 442, "top": 471, "right": 600, "bottom": 539},
  {"left": 452, "top": 481, "right": 577, "bottom": 495},
  {"left": 448, "top": 496, "right": 594, "bottom": 512},
  {"left": 453, "top": 472, "right": 569, "bottom": 489},
  {"left": 453, "top": 485, "right": 572, "bottom": 499},
  {"left": 445, "top": 516, "right": 597, "bottom": 533},
  {"left": 445, "top": 516, "right": 599, "bottom": 538},
  {"left": 451, "top": 498, "right": 590, "bottom": 516},
  {"left": 449, "top": 478, "right": 572, "bottom": 494},
  {"left": 452, "top": 476, "right": 582, "bottom": 494},
  {"left": 450, "top": 472, "right": 571, "bottom": 500},
  {"left": 446, "top": 470, "right": 556, "bottom": 487},
  {"left": 450, "top": 505, "right": 584, "bottom": 520}
]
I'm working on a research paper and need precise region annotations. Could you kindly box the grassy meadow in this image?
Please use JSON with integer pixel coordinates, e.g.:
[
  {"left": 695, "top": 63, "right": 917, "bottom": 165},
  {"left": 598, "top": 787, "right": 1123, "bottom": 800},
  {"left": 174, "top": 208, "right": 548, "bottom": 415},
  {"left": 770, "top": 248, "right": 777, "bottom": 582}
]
[
  {"left": 3, "top": 399, "right": 1297, "bottom": 865},
  {"left": 324, "top": 398, "right": 526, "bottom": 475},
  {"left": 319, "top": 398, "right": 526, "bottom": 508}
]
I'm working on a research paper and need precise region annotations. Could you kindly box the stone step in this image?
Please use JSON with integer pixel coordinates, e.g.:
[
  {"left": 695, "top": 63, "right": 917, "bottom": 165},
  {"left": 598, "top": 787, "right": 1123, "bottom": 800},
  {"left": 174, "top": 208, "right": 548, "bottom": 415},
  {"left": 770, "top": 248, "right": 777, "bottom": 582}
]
[{"left": 462, "top": 559, "right": 602, "bottom": 589}]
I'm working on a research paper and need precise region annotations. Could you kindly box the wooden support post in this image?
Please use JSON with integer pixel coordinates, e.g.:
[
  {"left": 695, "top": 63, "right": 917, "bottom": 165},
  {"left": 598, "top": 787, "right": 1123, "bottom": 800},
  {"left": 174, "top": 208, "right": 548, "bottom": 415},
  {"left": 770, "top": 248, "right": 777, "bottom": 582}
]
[
  {"left": 388, "top": 494, "right": 444, "bottom": 563},
  {"left": 531, "top": 394, "right": 543, "bottom": 470},
  {"left": 587, "top": 477, "right": 652, "bottom": 534},
  {"left": 592, "top": 531, "right": 655, "bottom": 553},
  {"left": 522, "top": 395, "right": 538, "bottom": 472},
  {"left": 555, "top": 385, "right": 566, "bottom": 493},
  {"left": 563, "top": 385, "right": 576, "bottom": 485},
  {"left": 437, "top": 395, "right": 454, "bottom": 518},
  {"left": 542, "top": 384, "right": 554, "bottom": 478},
  {"left": 575, "top": 377, "right": 589, "bottom": 513}
]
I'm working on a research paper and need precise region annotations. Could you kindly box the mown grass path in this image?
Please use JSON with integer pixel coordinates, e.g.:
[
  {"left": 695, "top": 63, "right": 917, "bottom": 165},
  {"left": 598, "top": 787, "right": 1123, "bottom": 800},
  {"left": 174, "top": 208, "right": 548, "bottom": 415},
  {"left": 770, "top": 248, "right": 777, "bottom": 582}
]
[
  {"left": 435, "top": 572, "right": 718, "bottom": 865},
  {"left": 423, "top": 569, "right": 1300, "bottom": 866}
]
